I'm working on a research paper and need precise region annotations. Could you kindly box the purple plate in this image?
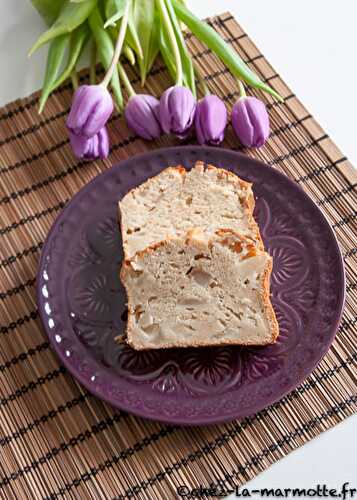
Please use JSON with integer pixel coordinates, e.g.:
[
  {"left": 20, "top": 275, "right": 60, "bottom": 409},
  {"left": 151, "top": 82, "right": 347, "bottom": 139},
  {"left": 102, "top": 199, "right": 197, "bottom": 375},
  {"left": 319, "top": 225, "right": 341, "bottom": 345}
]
[{"left": 37, "top": 146, "right": 345, "bottom": 425}]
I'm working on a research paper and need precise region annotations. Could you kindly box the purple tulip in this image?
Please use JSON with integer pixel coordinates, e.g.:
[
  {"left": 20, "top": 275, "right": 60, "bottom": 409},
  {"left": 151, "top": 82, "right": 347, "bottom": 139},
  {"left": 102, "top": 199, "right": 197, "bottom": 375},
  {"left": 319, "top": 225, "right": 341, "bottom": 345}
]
[
  {"left": 195, "top": 95, "right": 227, "bottom": 145},
  {"left": 67, "top": 85, "right": 114, "bottom": 138},
  {"left": 231, "top": 96, "right": 270, "bottom": 148},
  {"left": 125, "top": 94, "right": 162, "bottom": 140},
  {"left": 159, "top": 86, "right": 196, "bottom": 139},
  {"left": 69, "top": 127, "right": 109, "bottom": 160}
]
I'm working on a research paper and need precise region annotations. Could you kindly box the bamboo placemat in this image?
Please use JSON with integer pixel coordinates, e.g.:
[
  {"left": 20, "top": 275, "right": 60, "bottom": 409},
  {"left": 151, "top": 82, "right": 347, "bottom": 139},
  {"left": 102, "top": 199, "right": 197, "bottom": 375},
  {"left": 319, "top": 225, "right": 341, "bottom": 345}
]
[{"left": 0, "top": 12, "right": 356, "bottom": 499}]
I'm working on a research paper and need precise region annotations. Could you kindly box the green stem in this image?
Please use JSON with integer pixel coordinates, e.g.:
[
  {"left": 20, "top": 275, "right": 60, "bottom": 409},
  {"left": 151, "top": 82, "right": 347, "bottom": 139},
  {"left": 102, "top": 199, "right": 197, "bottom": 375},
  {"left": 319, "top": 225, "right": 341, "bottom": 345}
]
[
  {"left": 194, "top": 62, "right": 210, "bottom": 96},
  {"left": 71, "top": 70, "right": 79, "bottom": 90},
  {"left": 101, "top": 0, "right": 131, "bottom": 88},
  {"left": 238, "top": 79, "right": 246, "bottom": 98},
  {"left": 90, "top": 41, "right": 97, "bottom": 84},
  {"left": 118, "top": 64, "right": 136, "bottom": 98},
  {"left": 157, "top": 0, "right": 183, "bottom": 86}
]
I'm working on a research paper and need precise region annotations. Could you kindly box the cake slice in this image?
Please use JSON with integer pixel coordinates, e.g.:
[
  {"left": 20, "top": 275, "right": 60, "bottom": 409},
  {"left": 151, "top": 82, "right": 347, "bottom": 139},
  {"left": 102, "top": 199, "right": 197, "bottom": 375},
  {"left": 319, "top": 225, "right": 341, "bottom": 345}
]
[
  {"left": 120, "top": 228, "right": 278, "bottom": 350},
  {"left": 119, "top": 162, "right": 263, "bottom": 260}
]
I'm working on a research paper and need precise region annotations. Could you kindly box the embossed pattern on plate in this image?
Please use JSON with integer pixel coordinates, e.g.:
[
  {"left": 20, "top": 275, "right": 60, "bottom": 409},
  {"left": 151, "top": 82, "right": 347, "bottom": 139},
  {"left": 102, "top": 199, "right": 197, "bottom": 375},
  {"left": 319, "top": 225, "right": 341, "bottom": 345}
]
[{"left": 37, "top": 146, "right": 345, "bottom": 425}]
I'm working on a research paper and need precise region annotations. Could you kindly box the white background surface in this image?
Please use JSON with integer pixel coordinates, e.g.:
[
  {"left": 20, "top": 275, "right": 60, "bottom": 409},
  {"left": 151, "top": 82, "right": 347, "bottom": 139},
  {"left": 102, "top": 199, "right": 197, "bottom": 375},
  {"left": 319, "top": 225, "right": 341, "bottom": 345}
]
[{"left": 1, "top": 0, "right": 356, "bottom": 497}]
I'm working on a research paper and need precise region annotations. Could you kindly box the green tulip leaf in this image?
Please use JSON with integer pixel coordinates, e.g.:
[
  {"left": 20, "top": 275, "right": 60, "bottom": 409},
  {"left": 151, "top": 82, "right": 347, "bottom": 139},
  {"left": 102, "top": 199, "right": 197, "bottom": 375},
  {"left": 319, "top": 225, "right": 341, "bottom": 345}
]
[
  {"left": 158, "top": 25, "right": 177, "bottom": 83},
  {"left": 104, "top": 0, "right": 129, "bottom": 28},
  {"left": 171, "top": 0, "right": 283, "bottom": 101},
  {"left": 131, "top": 0, "right": 159, "bottom": 84},
  {"left": 144, "top": 8, "right": 160, "bottom": 76},
  {"left": 125, "top": 13, "right": 144, "bottom": 60},
  {"left": 88, "top": 7, "right": 123, "bottom": 110},
  {"left": 39, "top": 34, "right": 70, "bottom": 112},
  {"left": 51, "top": 23, "right": 90, "bottom": 90},
  {"left": 31, "top": 0, "right": 64, "bottom": 26},
  {"left": 29, "top": 0, "right": 97, "bottom": 56}
]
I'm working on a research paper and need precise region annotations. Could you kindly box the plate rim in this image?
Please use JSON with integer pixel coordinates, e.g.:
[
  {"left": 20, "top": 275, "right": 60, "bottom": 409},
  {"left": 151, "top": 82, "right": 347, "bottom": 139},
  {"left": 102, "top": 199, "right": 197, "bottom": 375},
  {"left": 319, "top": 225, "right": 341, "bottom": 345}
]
[{"left": 36, "top": 145, "right": 346, "bottom": 425}]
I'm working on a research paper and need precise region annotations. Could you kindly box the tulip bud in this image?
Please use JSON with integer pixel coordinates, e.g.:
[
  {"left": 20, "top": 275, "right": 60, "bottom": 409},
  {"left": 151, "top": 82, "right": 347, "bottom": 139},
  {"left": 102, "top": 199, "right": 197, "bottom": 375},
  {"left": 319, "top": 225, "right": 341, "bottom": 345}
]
[
  {"left": 125, "top": 94, "right": 162, "bottom": 140},
  {"left": 159, "top": 85, "right": 196, "bottom": 139},
  {"left": 66, "top": 85, "right": 114, "bottom": 138},
  {"left": 231, "top": 96, "right": 270, "bottom": 148},
  {"left": 69, "top": 127, "right": 109, "bottom": 160},
  {"left": 195, "top": 95, "right": 227, "bottom": 145}
]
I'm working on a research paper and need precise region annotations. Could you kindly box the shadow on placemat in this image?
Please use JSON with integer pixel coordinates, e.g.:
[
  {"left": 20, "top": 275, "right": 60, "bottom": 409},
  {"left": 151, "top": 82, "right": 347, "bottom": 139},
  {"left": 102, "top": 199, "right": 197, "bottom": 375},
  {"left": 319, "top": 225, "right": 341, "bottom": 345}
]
[{"left": 0, "top": 12, "right": 356, "bottom": 499}]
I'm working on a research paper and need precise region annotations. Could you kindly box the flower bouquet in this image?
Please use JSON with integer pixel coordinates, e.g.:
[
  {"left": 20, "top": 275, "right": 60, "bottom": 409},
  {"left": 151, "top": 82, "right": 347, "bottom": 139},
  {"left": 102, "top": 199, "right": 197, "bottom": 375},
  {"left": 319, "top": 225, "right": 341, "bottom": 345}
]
[{"left": 30, "top": 0, "right": 283, "bottom": 159}]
